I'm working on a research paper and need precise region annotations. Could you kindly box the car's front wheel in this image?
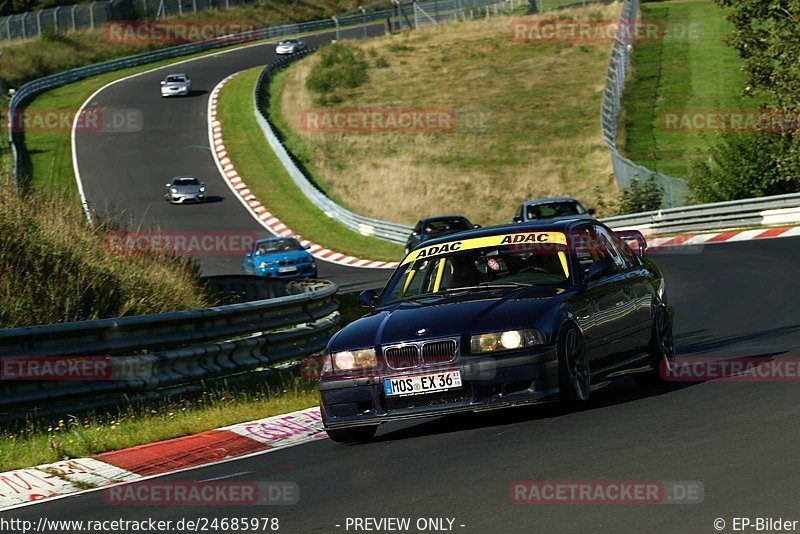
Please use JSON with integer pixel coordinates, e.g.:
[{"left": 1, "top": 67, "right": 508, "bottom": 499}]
[
  {"left": 558, "top": 324, "right": 590, "bottom": 408},
  {"left": 635, "top": 307, "right": 675, "bottom": 385},
  {"left": 326, "top": 426, "right": 377, "bottom": 444}
]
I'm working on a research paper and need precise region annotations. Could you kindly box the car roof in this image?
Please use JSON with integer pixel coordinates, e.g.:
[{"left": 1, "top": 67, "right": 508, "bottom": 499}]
[
  {"left": 418, "top": 215, "right": 470, "bottom": 223},
  {"left": 416, "top": 219, "right": 597, "bottom": 248},
  {"left": 520, "top": 197, "right": 581, "bottom": 206},
  {"left": 171, "top": 176, "right": 197, "bottom": 180},
  {"left": 255, "top": 237, "right": 298, "bottom": 244}
]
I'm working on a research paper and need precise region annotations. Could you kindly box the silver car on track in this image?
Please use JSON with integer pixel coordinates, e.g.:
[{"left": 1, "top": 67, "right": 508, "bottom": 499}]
[
  {"left": 165, "top": 176, "right": 206, "bottom": 204},
  {"left": 160, "top": 73, "right": 191, "bottom": 97},
  {"left": 275, "top": 39, "right": 306, "bottom": 54}
]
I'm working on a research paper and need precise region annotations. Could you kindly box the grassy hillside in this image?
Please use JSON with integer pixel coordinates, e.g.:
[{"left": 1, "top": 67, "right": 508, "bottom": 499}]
[
  {"left": 273, "top": 4, "right": 622, "bottom": 226},
  {"left": 621, "top": 0, "right": 763, "bottom": 179},
  {"left": 217, "top": 68, "right": 404, "bottom": 261},
  {"left": 0, "top": 177, "right": 213, "bottom": 328}
]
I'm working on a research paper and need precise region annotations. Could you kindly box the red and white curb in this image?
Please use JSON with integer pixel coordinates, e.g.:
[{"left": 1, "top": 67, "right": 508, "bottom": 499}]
[
  {"left": 641, "top": 225, "right": 800, "bottom": 249},
  {"left": 0, "top": 407, "right": 326, "bottom": 511},
  {"left": 208, "top": 73, "right": 399, "bottom": 270}
]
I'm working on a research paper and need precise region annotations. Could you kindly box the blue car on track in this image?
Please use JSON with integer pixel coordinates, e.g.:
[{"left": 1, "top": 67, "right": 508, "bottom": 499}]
[{"left": 242, "top": 237, "right": 317, "bottom": 279}]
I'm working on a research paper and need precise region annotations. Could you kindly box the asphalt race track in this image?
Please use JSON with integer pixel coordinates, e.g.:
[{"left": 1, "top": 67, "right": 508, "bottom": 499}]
[
  {"left": 73, "top": 25, "right": 392, "bottom": 292},
  {"left": 7, "top": 236, "right": 800, "bottom": 532}
]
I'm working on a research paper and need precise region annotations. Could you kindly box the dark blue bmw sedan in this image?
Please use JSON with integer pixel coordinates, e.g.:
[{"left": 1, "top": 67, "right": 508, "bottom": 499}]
[{"left": 318, "top": 219, "right": 674, "bottom": 443}]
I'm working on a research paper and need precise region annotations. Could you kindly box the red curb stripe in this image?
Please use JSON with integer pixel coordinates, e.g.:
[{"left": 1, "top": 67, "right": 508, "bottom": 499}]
[
  {"left": 705, "top": 230, "right": 741, "bottom": 243},
  {"left": 757, "top": 227, "right": 792, "bottom": 239},
  {"left": 94, "top": 430, "right": 270, "bottom": 477}
]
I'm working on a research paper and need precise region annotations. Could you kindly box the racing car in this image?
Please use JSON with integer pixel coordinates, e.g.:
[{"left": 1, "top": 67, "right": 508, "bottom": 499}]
[
  {"left": 242, "top": 237, "right": 317, "bottom": 278},
  {"left": 318, "top": 219, "right": 674, "bottom": 443}
]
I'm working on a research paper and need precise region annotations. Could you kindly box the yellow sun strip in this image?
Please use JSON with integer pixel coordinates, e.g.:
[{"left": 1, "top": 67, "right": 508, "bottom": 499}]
[
  {"left": 432, "top": 259, "right": 447, "bottom": 293},
  {"left": 401, "top": 232, "right": 568, "bottom": 266},
  {"left": 401, "top": 268, "right": 416, "bottom": 296},
  {"left": 557, "top": 250, "right": 569, "bottom": 278}
]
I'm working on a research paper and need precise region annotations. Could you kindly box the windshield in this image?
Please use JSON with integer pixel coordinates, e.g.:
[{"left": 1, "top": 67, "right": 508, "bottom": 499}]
[
  {"left": 422, "top": 218, "right": 471, "bottom": 234},
  {"left": 526, "top": 201, "right": 585, "bottom": 220},
  {"left": 172, "top": 177, "right": 199, "bottom": 186},
  {"left": 381, "top": 232, "right": 570, "bottom": 305},
  {"left": 165, "top": 75, "right": 186, "bottom": 83},
  {"left": 279, "top": 40, "right": 297, "bottom": 45},
  {"left": 255, "top": 238, "right": 302, "bottom": 254}
]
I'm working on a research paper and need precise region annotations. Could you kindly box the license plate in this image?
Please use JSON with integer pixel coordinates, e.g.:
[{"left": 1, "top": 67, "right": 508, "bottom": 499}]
[
  {"left": 278, "top": 266, "right": 297, "bottom": 273},
  {"left": 384, "top": 370, "right": 462, "bottom": 397}
]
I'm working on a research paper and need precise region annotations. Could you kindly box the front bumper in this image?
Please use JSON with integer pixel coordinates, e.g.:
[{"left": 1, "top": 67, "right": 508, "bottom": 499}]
[
  {"left": 168, "top": 193, "right": 205, "bottom": 203},
  {"left": 256, "top": 263, "right": 316, "bottom": 278},
  {"left": 161, "top": 87, "right": 189, "bottom": 96},
  {"left": 319, "top": 347, "right": 560, "bottom": 429}
]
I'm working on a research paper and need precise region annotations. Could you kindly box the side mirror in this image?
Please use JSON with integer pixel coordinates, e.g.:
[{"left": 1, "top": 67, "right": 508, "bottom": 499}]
[
  {"left": 165, "top": 183, "right": 171, "bottom": 187},
  {"left": 473, "top": 224, "right": 482, "bottom": 228},
  {"left": 358, "top": 289, "right": 379, "bottom": 309},
  {"left": 587, "top": 208, "right": 596, "bottom": 216},
  {"left": 160, "top": 80, "right": 166, "bottom": 85},
  {"left": 303, "top": 245, "right": 311, "bottom": 250},
  {"left": 584, "top": 257, "right": 613, "bottom": 283}
]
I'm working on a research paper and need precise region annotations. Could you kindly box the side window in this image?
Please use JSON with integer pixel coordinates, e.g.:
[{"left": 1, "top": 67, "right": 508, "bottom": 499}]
[
  {"left": 593, "top": 225, "right": 630, "bottom": 270},
  {"left": 571, "top": 228, "right": 600, "bottom": 278},
  {"left": 514, "top": 206, "right": 523, "bottom": 222}
]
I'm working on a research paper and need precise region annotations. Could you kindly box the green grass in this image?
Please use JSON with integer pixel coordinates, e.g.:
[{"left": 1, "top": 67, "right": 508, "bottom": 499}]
[
  {"left": 621, "top": 0, "right": 764, "bottom": 178},
  {"left": 216, "top": 67, "right": 404, "bottom": 261},
  {"left": 0, "top": 372, "right": 318, "bottom": 472}
]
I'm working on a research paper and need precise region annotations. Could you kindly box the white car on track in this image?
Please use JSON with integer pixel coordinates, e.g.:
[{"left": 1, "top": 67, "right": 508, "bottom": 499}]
[
  {"left": 275, "top": 39, "right": 307, "bottom": 55},
  {"left": 160, "top": 73, "right": 191, "bottom": 97}
]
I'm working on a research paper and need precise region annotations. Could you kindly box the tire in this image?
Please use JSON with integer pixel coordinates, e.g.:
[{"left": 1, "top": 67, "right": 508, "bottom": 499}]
[
  {"left": 326, "top": 426, "right": 377, "bottom": 444},
  {"left": 635, "top": 307, "right": 675, "bottom": 385},
  {"left": 557, "top": 324, "right": 590, "bottom": 409}
]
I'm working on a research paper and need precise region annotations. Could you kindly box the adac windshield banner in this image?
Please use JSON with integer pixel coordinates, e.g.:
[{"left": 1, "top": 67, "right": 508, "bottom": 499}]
[{"left": 401, "top": 232, "right": 568, "bottom": 266}]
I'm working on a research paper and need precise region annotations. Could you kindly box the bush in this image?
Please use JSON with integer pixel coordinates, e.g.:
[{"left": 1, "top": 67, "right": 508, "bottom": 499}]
[
  {"left": 305, "top": 42, "right": 369, "bottom": 100},
  {"left": 617, "top": 175, "right": 664, "bottom": 214},
  {"left": 689, "top": 132, "right": 799, "bottom": 203}
]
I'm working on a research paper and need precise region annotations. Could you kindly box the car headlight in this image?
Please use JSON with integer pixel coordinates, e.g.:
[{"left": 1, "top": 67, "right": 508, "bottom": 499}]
[
  {"left": 170, "top": 188, "right": 177, "bottom": 193},
  {"left": 199, "top": 187, "right": 205, "bottom": 192},
  {"left": 332, "top": 348, "right": 377, "bottom": 371},
  {"left": 470, "top": 329, "right": 544, "bottom": 353},
  {"left": 259, "top": 261, "right": 275, "bottom": 269}
]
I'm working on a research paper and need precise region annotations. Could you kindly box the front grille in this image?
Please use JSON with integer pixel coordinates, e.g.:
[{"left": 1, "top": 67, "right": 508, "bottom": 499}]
[
  {"left": 422, "top": 340, "right": 456, "bottom": 364},
  {"left": 278, "top": 259, "right": 296, "bottom": 266},
  {"left": 384, "top": 386, "right": 472, "bottom": 411},
  {"left": 384, "top": 346, "right": 420, "bottom": 369}
]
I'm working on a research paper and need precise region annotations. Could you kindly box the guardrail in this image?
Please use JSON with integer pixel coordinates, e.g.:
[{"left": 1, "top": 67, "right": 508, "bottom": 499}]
[
  {"left": 602, "top": 192, "right": 800, "bottom": 234},
  {"left": 253, "top": 51, "right": 414, "bottom": 245},
  {"left": 0, "top": 279, "right": 339, "bottom": 422},
  {"left": 600, "top": 0, "right": 690, "bottom": 208}
]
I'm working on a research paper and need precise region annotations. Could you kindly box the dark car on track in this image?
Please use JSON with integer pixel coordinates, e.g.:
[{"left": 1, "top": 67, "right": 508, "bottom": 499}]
[
  {"left": 406, "top": 215, "right": 479, "bottom": 253},
  {"left": 242, "top": 237, "right": 317, "bottom": 279},
  {"left": 318, "top": 219, "right": 674, "bottom": 443},
  {"left": 513, "top": 197, "right": 595, "bottom": 223}
]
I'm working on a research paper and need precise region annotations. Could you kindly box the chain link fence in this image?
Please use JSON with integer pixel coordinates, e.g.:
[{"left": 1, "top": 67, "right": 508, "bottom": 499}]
[{"left": 600, "top": 0, "right": 689, "bottom": 207}]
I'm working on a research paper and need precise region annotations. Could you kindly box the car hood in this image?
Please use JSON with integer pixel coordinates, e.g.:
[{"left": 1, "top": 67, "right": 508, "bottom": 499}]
[
  {"left": 329, "top": 286, "right": 568, "bottom": 351},
  {"left": 251, "top": 249, "right": 311, "bottom": 263}
]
